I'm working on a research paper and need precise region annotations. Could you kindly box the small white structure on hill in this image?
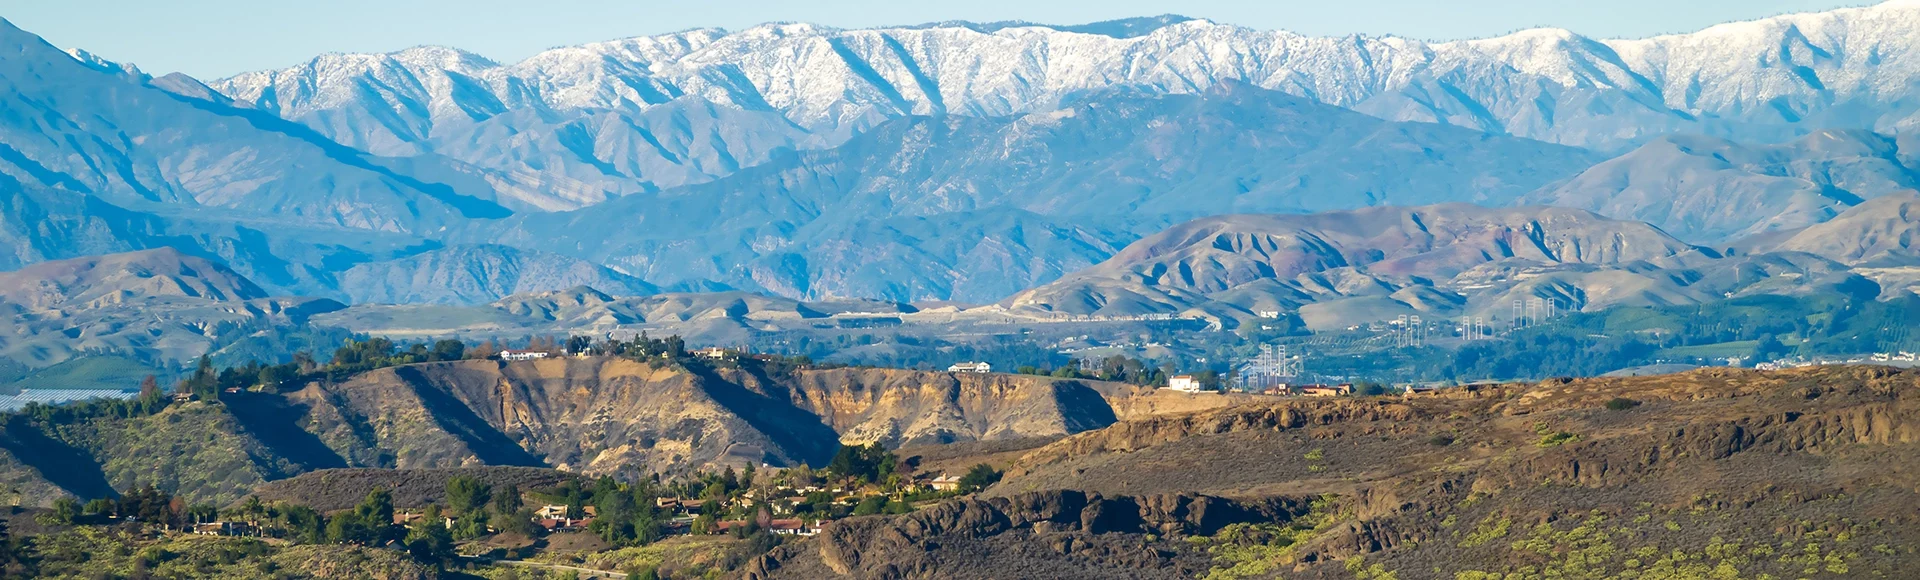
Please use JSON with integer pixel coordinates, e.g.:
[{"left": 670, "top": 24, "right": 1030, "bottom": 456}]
[
  {"left": 1167, "top": 375, "right": 1204, "bottom": 393},
  {"left": 948, "top": 362, "right": 992, "bottom": 373},
  {"left": 499, "top": 350, "right": 550, "bottom": 361}
]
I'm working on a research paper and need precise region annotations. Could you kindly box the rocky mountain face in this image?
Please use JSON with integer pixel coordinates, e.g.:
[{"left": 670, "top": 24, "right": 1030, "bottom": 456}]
[
  {"left": 284, "top": 359, "right": 1135, "bottom": 475},
  {"left": 474, "top": 84, "right": 1601, "bottom": 302},
  {"left": 744, "top": 490, "right": 1298, "bottom": 579},
  {"left": 217, "top": 2, "right": 1920, "bottom": 165},
  {"left": 784, "top": 368, "right": 1121, "bottom": 448},
  {"left": 1523, "top": 130, "right": 1920, "bottom": 242},
  {"left": 0, "top": 248, "right": 343, "bottom": 368},
  {"left": 0, "top": 356, "right": 1152, "bottom": 505},
  {"left": 12, "top": 4, "right": 1920, "bottom": 304}
]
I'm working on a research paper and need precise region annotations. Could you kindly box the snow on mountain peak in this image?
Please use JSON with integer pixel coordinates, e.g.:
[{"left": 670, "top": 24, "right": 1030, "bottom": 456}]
[{"left": 203, "top": 3, "right": 1920, "bottom": 160}]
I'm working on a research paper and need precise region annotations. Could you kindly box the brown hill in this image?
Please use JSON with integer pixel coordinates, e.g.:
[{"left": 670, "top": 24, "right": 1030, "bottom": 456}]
[
  {"left": 1003, "top": 204, "right": 1704, "bottom": 327},
  {"left": 0, "top": 247, "right": 266, "bottom": 310},
  {"left": 884, "top": 365, "right": 1920, "bottom": 578},
  {"left": 0, "top": 356, "right": 1162, "bottom": 506},
  {"left": 0, "top": 248, "right": 343, "bottom": 368},
  {"left": 1521, "top": 130, "right": 1920, "bottom": 243},
  {"left": 1767, "top": 190, "right": 1920, "bottom": 265},
  {"left": 250, "top": 466, "right": 580, "bottom": 512},
  {"left": 282, "top": 359, "right": 1138, "bottom": 474}
]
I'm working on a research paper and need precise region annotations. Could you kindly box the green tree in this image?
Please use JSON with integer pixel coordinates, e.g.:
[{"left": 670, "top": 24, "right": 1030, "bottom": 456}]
[
  {"left": 827, "top": 443, "right": 897, "bottom": 483},
  {"left": 626, "top": 564, "right": 661, "bottom": 580},
  {"left": 48, "top": 497, "right": 79, "bottom": 525},
  {"left": 326, "top": 513, "right": 376, "bottom": 545},
  {"left": 958, "top": 464, "right": 1002, "bottom": 493},
  {"left": 492, "top": 483, "right": 523, "bottom": 515},
  {"left": 356, "top": 488, "right": 395, "bottom": 527},
  {"left": 430, "top": 339, "right": 467, "bottom": 361},
  {"left": 185, "top": 503, "right": 219, "bottom": 525},
  {"left": 405, "top": 505, "right": 456, "bottom": 565},
  {"left": 853, "top": 495, "right": 888, "bottom": 516},
  {"left": 445, "top": 475, "right": 492, "bottom": 516}
]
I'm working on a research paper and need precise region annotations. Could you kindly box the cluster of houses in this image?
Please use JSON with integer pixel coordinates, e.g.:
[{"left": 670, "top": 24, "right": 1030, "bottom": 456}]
[
  {"left": 1165, "top": 376, "right": 1356, "bottom": 397},
  {"left": 1756, "top": 352, "right": 1920, "bottom": 371},
  {"left": 1163, "top": 376, "right": 1461, "bottom": 398}
]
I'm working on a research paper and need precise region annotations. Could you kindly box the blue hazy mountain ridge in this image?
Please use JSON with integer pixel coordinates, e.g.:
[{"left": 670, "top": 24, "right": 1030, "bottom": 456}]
[
  {"left": 1524, "top": 130, "right": 1920, "bottom": 243},
  {"left": 0, "top": 18, "right": 514, "bottom": 235},
  {"left": 472, "top": 83, "right": 1604, "bottom": 302},
  {"left": 335, "top": 244, "right": 660, "bottom": 305},
  {"left": 996, "top": 203, "right": 1904, "bottom": 328},
  {"left": 0, "top": 179, "right": 433, "bottom": 297}
]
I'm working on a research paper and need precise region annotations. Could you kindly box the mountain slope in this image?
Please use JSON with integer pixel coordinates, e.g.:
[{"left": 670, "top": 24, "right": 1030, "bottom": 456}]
[
  {"left": 0, "top": 357, "right": 1148, "bottom": 505},
  {"left": 1767, "top": 190, "right": 1920, "bottom": 265},
  {"left": 1524, "top": 130, "right": 1920, "bottom": 242},
  {"left": 0, "top": 248, "right": 344, "bottom": 369},
  {"left": 0, "top": 18, "right": 509, "bottom": 234},
  {"left": 0, "top": 247, "right": 265, "bottom": 309},
  {"left": 336, "top": 244, "right": 658, "bottom": 305},
  {"left": 476, "top": 84, "right": 1601, "bottom": 302},
  {"left": 217, "top": 1, "right": 1920, "bottom": 161},
  {"left": 903, "top": 366, "right": 1920, "bottom": 579},
  {"left": 1004, "top": 204, "right": 1705, "bottom": 325}
]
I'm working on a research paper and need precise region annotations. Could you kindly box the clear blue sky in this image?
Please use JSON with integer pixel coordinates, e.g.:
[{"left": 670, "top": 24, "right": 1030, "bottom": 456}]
[{"left": 4, "top": 0, "right": 1879, "bottom": 79}]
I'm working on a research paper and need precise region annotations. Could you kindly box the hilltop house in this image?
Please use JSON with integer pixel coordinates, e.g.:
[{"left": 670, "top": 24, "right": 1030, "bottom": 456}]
[
  {"left": 1167, "top": 375, "right": 1204, "bottom": 393},
  {"left": 948, "top": 362, "right": 992, "bottom": 373},
  {"left": 499, "top": 350, "right": 550, "bottom": 361}
]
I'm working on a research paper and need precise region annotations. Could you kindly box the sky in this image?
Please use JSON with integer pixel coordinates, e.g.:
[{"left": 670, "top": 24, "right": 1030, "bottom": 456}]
[{"left": 3, "top": 0, "right": 1881, "bottom": 79}]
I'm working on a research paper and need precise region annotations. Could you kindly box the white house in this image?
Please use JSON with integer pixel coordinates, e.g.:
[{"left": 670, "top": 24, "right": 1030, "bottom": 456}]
[
  {"left": 930, "top": 474, "right": 964, "bottom": 492},
  {"left": 1167, "top": 375, "right": 1204, "bottom": 393},
  {"left": 499, "top": 350, "right": 550, "bottom": 361},
  {"left": 947, "top": 362, "right": 992, "bottom": 373}
]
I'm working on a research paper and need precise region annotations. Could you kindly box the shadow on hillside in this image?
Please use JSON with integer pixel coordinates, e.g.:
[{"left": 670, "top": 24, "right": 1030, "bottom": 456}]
[
  {"left": 395, "top": 367, "right": 546, "bottom": 467},
  {"left": 1053, "top": 381, "right": 1120, "bottom": 433},
  {"left": 695, "top": 364, "right": 841, "bottom": 466},
  {"left": 222, "top": 392, "right": 348, "bottom": 474},
  {"left": 0, "top": 418, "right": 116, "bottom": 499}
]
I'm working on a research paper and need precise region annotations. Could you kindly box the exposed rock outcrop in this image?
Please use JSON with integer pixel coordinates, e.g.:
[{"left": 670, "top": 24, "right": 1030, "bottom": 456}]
[{"left": 743, "top": 490, "right": 1304, "bottom": 580}]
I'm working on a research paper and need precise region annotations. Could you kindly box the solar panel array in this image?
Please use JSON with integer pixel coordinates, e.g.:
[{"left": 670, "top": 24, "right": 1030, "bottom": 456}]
[{"left": 0, "top": 388, "right": 141, "bottom": 412}]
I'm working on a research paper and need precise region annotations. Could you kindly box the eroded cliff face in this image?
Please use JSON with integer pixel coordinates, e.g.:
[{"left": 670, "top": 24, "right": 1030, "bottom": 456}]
[
  {"left": 779, "top": 368, "right": 1121, "bottom": 447},
  {"left": 0, "top": 357, "right": 1225, "bottom": 505},
  {"left": 984, "top": 365, "right": 1920, "bottom": 573},
  {"left": 281, "top": 358, "right": 1140, "bottom": 477}
]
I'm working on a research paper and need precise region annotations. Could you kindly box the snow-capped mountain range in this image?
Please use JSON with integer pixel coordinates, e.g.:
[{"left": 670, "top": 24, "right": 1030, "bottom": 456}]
[
  {"left": 3, "top": 4, "right": 1920, "bottom": 307},
  {"left": 216, "top": 3, "right": 1920, "bottom": 156}
]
